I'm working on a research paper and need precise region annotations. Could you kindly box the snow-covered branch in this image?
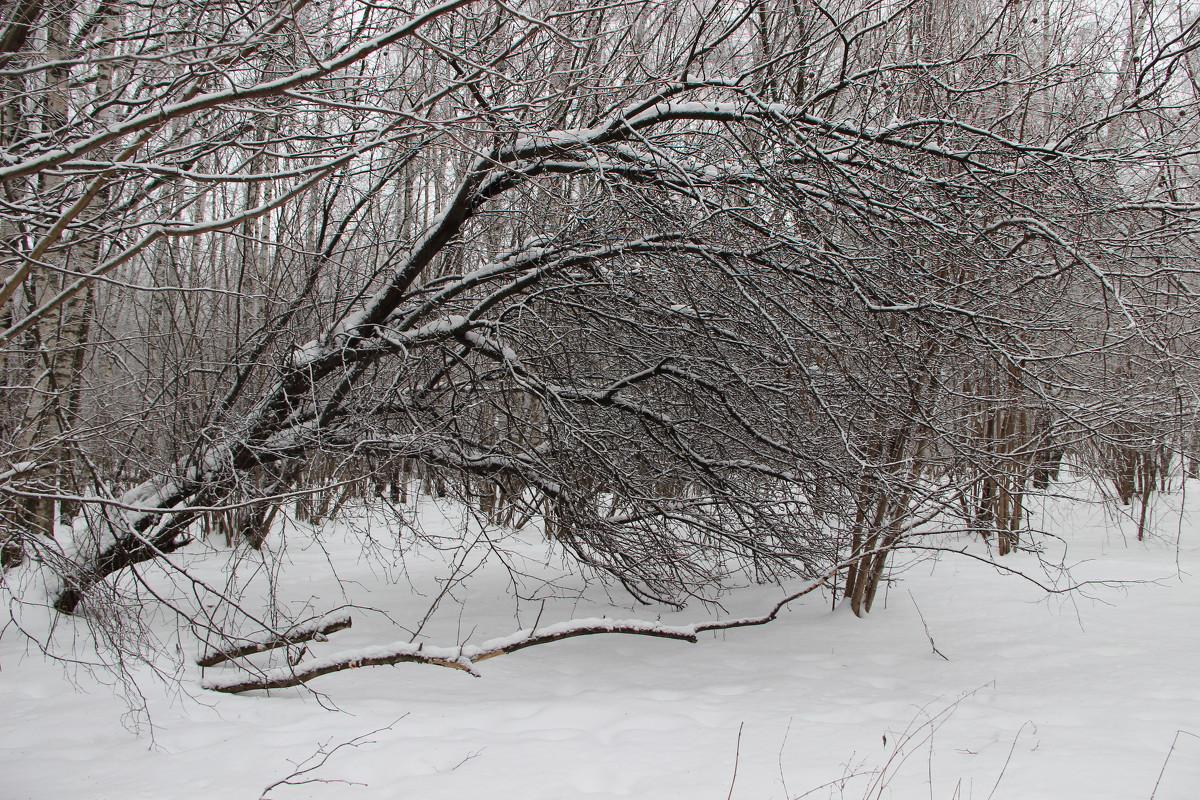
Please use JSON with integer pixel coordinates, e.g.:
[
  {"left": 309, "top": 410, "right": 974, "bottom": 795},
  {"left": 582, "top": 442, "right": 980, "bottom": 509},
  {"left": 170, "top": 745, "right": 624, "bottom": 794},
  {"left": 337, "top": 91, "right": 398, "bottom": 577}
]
[
  {"left": 202, "top": 566, "right": 840, "bottom": 694},
  {"left": 197, "top": 613, "right": 354, "bottom": 668}
]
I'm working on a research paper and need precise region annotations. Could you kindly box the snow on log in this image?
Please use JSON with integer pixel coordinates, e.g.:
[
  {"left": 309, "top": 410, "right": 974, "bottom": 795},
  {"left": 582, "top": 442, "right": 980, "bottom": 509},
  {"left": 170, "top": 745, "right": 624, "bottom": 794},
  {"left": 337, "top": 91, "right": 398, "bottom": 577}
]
[
  {"left": 201, "top": 641, "right": 478, "bottom": 693},
  {"left": 202, "top": 617, "right": 703, "bottom": 693},
  {"left": 464, "top": 618, "right": 701, "bottom": 663},
  {"left": 199, "top": 566, "right": 845, "bottom": 695},
  {"left": 196, "top": 560, "right": 869, "bottom": 694},
  {"left": 201, "top": 564, "right": 849, "bottom": 694},
  {"left": 197, "top": 612, "right": 354, "bottom": 668}
]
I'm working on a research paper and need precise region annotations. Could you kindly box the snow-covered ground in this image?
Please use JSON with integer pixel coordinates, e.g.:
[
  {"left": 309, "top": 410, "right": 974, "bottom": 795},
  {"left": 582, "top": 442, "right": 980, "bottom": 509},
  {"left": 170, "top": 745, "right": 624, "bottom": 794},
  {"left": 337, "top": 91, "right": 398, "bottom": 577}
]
[{"left": 2, "top": 484, "right": 1199, "bottom": 800}]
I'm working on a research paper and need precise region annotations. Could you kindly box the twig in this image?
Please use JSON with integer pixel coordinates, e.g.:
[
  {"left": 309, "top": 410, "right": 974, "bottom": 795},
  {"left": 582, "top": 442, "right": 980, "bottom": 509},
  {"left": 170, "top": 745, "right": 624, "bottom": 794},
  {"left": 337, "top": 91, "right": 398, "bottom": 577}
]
[
  {"left": 727, "top": 721, "right": 744, "bottom": 800},
  {"left": 987, "top": 721, "right": 1035, "bottom": 800},
  {"left": 908, "top": 591, "right": 948, "bottom": 661},
  {"left": 445, "top": 749, "right": 485, "bottom": 772},
  {"left": 777, "top": 718, "right": 793, "bottom": 800},
  {"left": 1150, "top": 729, "right": 1200, "bottom": 800},
  {"left": 258, "top": 718, "right": 405, "bottom": 799}
]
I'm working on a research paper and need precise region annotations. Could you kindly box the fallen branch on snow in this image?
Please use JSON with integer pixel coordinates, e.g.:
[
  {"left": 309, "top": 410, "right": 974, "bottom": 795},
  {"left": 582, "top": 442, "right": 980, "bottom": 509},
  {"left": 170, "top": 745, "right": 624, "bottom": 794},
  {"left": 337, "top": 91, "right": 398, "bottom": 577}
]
[
  {"left": 202, "top": 566, "right": 836, "bottom": 694},
  {"left": 197, "top": 612, "right": 353, "bottom": 668}
]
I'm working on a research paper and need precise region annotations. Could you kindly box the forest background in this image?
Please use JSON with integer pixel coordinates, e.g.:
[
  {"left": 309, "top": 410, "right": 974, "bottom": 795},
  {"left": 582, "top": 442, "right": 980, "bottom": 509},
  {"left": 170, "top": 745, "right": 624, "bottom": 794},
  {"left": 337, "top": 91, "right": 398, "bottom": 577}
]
[{"left": 1, "top": 0, "right": 1199, "bottom": 721}]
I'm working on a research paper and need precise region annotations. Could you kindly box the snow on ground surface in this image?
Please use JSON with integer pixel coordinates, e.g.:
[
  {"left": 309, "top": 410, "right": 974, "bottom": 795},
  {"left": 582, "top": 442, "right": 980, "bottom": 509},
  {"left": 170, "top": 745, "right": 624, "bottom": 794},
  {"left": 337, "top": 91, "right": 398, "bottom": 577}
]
[{"left": 3, "top": 481, "right": 1200, "bottom": 800}]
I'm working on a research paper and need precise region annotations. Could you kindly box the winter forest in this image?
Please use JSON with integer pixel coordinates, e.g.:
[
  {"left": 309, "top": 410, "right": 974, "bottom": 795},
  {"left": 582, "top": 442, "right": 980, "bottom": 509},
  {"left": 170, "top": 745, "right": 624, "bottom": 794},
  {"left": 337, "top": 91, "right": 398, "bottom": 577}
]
[{"left": 2, "top": 0, "right": 1200, "bottom": 797}]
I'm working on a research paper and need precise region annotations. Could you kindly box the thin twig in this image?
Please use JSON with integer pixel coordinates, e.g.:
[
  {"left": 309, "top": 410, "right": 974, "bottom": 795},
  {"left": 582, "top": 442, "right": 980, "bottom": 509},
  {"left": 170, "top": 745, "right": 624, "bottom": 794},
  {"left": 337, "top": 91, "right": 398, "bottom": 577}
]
[
  {"left": 987, "top": 721, "right": 1035, "bottom": 800},
  {"left": 1150, "top": 729, "right": 1200, "bottom": 800},
  {"left": 258, "top": 717, "right": 406, "bottom": 799},
  {"left": 727, "top": 721, "right": 744, "bottom": 800},
  {"left": 908, "top": 591, "right": 948, "bottom": 661}
]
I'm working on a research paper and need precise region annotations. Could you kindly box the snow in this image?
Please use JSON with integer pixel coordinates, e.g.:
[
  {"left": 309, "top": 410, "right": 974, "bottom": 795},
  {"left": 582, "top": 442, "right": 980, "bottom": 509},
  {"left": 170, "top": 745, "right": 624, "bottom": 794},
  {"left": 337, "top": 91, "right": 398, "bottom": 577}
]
[
  {"left": 511, "top": 127, "right": 600, "bottom": 154},
  {"left": 0, "top": 461, "right": 37, "bottom": 484},
  {"left": 3, "top": 486, "right": 1200, "bottom": 799},
  {"left": 289, "top": 340, "right": 324, "bottom": 367}
]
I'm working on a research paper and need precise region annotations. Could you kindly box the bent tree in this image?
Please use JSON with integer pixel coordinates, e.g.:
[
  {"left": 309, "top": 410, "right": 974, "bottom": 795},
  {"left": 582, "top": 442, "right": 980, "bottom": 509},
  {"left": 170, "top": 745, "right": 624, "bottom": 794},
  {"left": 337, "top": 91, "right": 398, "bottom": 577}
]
[{"left": 2, "top": 0, "right": 1199, "bottom": 686}]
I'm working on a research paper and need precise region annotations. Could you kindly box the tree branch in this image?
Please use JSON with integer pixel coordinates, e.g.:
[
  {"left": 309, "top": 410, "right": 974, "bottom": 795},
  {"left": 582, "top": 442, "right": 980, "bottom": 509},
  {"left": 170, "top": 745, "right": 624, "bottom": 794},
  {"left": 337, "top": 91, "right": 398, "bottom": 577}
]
[
  {"left": 197, "top": 612, "right": 353, "bottom": 668},
  {"left": 202, "top": 564, "right": 841, "bottom": 694}
]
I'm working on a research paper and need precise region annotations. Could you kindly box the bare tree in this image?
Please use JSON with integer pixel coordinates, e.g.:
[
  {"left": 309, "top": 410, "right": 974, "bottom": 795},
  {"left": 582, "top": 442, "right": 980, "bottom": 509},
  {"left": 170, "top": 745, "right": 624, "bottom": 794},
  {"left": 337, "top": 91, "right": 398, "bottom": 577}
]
[{"left": 2, "top": 0, "right": 1199, "bottom": 684}]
